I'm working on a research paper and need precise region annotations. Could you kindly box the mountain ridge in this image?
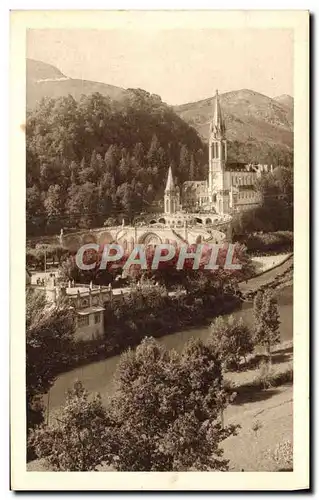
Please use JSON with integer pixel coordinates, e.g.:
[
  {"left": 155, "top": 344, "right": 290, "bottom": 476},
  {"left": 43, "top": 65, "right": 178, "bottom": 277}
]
[
  {"left": 27, "top": 58, "right": 128, "bottom": 109},
  {"left": 27, "top": 59, "right": 293, "bottom": 166}
]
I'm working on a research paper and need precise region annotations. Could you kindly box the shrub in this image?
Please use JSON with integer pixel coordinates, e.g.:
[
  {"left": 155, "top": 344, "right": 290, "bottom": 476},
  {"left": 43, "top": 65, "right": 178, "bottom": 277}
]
[
  {"left": 254, "top": 360, "right": 275, "bottom": 390},
  {"left": 244, "top": 231, "right": 293, "bottom": 255},
  {"left": 271, "top": 440, "right": 293, "bottom": 471},
  {"left": 31, "top": 338, "right": 240, "bottom": 471},
  {"left": 209, "top": 315, "right": 254, "bottom": 371}
]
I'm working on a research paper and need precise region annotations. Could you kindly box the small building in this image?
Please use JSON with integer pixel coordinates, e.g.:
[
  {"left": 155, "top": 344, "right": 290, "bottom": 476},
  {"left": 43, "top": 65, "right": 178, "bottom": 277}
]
[{"left": 33, "top": 277, "right": 114, "bottom": 342}]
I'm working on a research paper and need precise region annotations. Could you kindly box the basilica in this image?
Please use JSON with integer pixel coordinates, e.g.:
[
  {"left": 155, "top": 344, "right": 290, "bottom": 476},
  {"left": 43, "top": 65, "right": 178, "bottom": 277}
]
[{"left": 164, "top": 90, "right": 270, "bottom": 217}]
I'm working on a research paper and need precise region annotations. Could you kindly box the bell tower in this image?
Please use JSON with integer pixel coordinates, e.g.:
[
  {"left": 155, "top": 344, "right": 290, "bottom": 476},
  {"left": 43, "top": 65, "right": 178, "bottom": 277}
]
[{"left": 208, "top": 90, "right": 227, "bottom": 205}]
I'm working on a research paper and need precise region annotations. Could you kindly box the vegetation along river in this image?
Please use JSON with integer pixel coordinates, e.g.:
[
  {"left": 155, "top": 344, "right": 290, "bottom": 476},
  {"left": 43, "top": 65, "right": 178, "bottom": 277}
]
[{"left": 47, "top": 282, "right": 293, "bottom": 415}]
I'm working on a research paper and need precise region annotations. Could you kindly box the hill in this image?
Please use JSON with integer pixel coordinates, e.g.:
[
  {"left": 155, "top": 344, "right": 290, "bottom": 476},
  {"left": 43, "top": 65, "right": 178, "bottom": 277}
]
[
  {"left": 174, "top": 89, "right": 293, "bottom": 166},
  {"left": 27, "top": 59, "right": 67, "bottom": 81},
  {"left": 273, "top": 94, "right": 294, "bottom": 110},
  {"left": 27, "top": 58, "right": 128, "bottom": 110},
  {"left": 26, "top": 89, "right": 207, "bottom": 236},
  {"left": 27, "top": 60, "right": 293, "bottom": 166}
]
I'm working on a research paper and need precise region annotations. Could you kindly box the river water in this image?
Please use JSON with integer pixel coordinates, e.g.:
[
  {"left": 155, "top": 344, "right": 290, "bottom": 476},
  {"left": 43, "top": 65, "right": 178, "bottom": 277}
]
[{"left": 48, "top": 285, "right": 293, "bottom": 413}]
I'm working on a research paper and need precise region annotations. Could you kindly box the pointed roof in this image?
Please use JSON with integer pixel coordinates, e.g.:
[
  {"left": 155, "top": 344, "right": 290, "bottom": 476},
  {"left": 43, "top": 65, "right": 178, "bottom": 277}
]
[
  {"left": 210, "top": 89, "right": 226, "bottom": 139},
  {"left": 165, "top": 166, "right": 175, "bottom": 191}
]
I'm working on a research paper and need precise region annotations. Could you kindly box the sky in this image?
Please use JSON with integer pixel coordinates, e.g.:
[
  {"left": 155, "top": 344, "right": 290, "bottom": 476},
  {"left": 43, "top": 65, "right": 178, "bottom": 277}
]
[{"left": 27, "top": 29, "right": 293, "bottom": 105}]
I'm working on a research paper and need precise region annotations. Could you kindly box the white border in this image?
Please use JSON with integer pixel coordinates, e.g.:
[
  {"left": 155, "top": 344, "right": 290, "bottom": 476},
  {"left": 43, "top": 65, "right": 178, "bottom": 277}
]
[{"left": 9, "top": 9, "right": 309, "bottom": 492}]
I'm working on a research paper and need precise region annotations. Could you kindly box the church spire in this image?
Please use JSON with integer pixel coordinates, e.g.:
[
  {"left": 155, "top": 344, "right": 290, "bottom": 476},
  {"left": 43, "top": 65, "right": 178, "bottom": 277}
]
[
  {"left": 165, "top": 165, "right": 175, "bottom": 191},
  {"left": 210, "top": 89, "right": 226, "bottom": 139}
]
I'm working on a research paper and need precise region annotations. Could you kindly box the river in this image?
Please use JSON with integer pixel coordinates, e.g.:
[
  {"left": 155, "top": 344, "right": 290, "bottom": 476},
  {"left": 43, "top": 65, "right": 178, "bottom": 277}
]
[{"left": 47, "top": 284, "right": 293, "bottom": 414}]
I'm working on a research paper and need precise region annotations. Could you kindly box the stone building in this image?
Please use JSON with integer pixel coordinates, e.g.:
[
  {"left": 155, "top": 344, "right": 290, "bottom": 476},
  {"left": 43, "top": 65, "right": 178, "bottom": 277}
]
[
  {"left": 164, "top": 90, "right": 269, "bottom": 216},
  {"left": 31, "top": 276, "right": 130, "bottom": 341}
]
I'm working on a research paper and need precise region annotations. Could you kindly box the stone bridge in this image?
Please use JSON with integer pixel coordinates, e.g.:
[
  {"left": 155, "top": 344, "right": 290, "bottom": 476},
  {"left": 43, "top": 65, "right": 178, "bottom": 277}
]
[
  {"left": 57, "top": 221, "right": 231, "bottom": 252},
  {"left": 27, "top": 216, "right": 232, "bottom": 252}
]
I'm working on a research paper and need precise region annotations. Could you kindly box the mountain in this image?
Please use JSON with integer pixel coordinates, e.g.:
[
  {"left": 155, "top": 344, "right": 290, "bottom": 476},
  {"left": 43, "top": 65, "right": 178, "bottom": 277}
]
[
  {"left": 27, "top": 59, "right": 67, "bottom": 81},
  {"left": 273, "top": 94, "right": 294, "bottom": 110},
  {"left": 174, "top": 89, "right": 293, "bottom": 148},
  {"left": 27, "top": 60, "right": 293, "bottom": 165},
  {"left": 27, "top": 59, "right": 128, "bottom": 110}
]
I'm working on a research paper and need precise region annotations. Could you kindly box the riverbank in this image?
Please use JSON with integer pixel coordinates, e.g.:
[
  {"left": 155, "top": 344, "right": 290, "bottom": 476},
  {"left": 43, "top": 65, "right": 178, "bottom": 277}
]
[
  {"left": 39, "top": 256, "right": 293, "bottom": 411},
  {"left": 250, "top": 252, "right": 292, "bottom": 275},
  {"left": 50, "top": 254, "right": 293, "bottom": 378},
  {"left": 29, "top": 339, "right": 293, "bottom": 472}
]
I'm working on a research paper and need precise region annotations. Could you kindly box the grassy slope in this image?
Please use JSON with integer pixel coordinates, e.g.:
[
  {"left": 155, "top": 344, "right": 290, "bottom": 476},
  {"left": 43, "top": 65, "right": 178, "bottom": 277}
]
[
  {"left": 174, "top": 89, "right": 293, "bottom": 148},
  {"left": 27, "top": 58, "right": 128, "bottom": 110},
  {"left": 27, "top": 342, "right": 293, "bottom": 472}
]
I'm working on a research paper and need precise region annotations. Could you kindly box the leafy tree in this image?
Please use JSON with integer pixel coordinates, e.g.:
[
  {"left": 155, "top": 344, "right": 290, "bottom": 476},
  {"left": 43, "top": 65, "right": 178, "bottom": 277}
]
[
  {"left": 66, "top": 182, "right": 97, "bottom": 228},
  {"left": 209, "top": 315, "right": 254, "bottom": 370},
  {"left": 44, "top": 184, "right": 64, "bottom": 221},
  {"left": 107, "top": 337, "right": 238, "bottom": 471},
  {"left": 189, "top": 153, "right": 196, "bottom": 180},
  {"left": 104, "top": 144, "right": 121, "bottom": 177},
  {"left": 31, "top": 337, "right": 239, "bottom": 471},
  {"left": 30, "top": 381, "right": 112, "bottom": 471},
  {"left": 147, "top": 134, "right": 161, "bottom": 168},
  {"left": 179, "top": 144, "right": 190, "bottom": 180},
  {"left": 26, "top": 92, "right": 206, "bottom": 235},
  {"left": 253, "top": 289, "right": 280, "bottom": 362},
  {"left": 103, "top": 216, "right": 118, "bottom": 227},
  {"left": 26, "top": 289, "right": 75, "bottom": 438}
]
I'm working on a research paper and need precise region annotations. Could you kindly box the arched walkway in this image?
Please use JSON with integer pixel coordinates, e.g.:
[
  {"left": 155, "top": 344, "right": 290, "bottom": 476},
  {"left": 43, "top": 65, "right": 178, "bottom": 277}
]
[
  {"left": 82, "top": 233, "right": 97, "bottom": 245},
  {"left": 63, "top": 235, "right": 82, "bottom": 253},
  {"left": 138, "top": 232, "right": 162, "bottom": 246},
  {"left": 98, "top": 231, "right": 114, "bottom": 246}
]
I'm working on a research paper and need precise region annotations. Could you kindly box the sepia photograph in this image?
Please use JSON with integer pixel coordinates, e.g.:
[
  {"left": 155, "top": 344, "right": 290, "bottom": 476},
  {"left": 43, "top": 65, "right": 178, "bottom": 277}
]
[{"left": 10, "top": 9, "right": 309, "bottom": 491}]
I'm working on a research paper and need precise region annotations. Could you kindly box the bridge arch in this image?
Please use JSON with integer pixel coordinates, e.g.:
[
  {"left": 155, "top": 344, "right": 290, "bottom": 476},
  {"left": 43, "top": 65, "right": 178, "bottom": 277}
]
[
  {"left": 98, "top": 231, "right": 114, "bottom": 246},
  {"left": 195, "top": 217, "right": 203, "bottom": 224},
  {"left": 82, "top": 233, "right": 97, "bottom": 245},
  {"left": 138, "top": 232, "right": 162, "bottom": 246},
  {"left": 63, "top": 235, "right": 82, "bottom": 253}
]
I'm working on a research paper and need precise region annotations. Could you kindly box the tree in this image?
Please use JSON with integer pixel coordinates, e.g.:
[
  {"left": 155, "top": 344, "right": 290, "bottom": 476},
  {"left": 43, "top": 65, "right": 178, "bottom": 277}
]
[
  {"left": 116, "top": 182, "right": 136, "bottom": 219},
  {"left": 66, "top": 182, "right": 97, "bottom": 228},
  {"left": 26, "top": 92, "right": 206, "bottom": 236},
  {"left": 26, "top": 289, "right": 75, "bottom": 438},
  {"left": 209, "top": 315, "right": 254, "bottom": 370},
  {"left": 30, "top": 382, "right": 112, "bottom": 471},
  {"left": 107, "top": 337, "right": 238, "bottom": 471},
  {"left": 30, "top": 337, "right": 239, "bottom": 471},
  {"left": 189, "top": 153, "right": 196, "bottom": 180},
  {"left": 103, "top": 216, "right": 118, "bottom": 227},
  {"left": 147, "top": 134, "right": 161, "bottom": 168},
  {"left": 253, "top": 289, "right": 280, "bottom": 362},
  {"left": 44, "top": 184, "right": 64, "bottom": 221},
  {"left": 179, "top": 144, "right": 190, "bottom": 180}
]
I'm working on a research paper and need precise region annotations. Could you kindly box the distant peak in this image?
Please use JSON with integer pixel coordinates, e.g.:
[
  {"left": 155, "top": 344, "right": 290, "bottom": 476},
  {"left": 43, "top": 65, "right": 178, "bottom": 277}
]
[{"left": 27, "top": 58, "right": 67, "bottom": 81}]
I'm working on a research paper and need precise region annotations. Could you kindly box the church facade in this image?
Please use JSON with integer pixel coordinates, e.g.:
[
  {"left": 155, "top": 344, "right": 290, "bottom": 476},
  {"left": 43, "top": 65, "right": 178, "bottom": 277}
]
[{"left": 164, "top": 90, "right": 270, "bottom": 216}]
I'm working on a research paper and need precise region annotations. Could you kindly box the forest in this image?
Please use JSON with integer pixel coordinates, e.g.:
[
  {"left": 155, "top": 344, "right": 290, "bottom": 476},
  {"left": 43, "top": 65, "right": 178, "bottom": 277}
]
[{"left": 26, "top": 90, "right": 207, "bottom": 236}]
